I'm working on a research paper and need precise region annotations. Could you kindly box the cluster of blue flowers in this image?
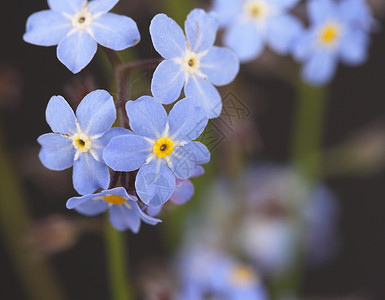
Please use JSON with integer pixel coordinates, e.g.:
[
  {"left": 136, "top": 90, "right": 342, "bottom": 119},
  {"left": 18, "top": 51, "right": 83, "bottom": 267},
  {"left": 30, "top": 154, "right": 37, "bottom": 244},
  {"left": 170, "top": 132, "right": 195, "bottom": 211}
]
[
  {"left": 212, "top": 0, "right": 376, "bottom": 85},
  {"left": 25, "top": 0, "right": 239, "bottom": 232}
]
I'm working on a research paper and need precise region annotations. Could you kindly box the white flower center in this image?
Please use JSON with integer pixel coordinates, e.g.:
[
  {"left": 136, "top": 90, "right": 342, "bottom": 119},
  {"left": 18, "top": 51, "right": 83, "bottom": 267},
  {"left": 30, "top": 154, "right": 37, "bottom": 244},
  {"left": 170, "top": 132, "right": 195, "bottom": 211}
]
[
  {"left": 243, "top": 0, "right": 270, "bottom": 23},
  {"left": 68, "top": 122, "right": 100, "bottom": 161},
  {"left": 71, "top": 10, "right": 93, "bottom": 30},
  {"left": 181, "top": 51, "right": 201, "bottom": 74}
]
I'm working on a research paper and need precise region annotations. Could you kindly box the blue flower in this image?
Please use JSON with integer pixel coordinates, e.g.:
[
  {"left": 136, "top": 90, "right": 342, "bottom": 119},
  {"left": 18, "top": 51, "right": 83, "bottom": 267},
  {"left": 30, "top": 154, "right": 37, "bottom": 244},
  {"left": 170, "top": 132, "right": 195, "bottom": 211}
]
[
  {"left": 103, "top": 96, "right": 210, "bottom": 207},
  {"left": 292, "top": 0, "right": 372, "bottom": 86},
  {"left": 23, "top": 0, "right": 140, "bottom": 73},
  {"left": 66, "top": 187, "right": 161, "bottom": 232},
  {"left": 150, "top": 9, "right": 239, "bottom": 119},
  {"left": 38, "top": 89, "right": 129, "bottom": 195},
  {"left": 212, "top": 0, "right": 302, "bottom": 62}
]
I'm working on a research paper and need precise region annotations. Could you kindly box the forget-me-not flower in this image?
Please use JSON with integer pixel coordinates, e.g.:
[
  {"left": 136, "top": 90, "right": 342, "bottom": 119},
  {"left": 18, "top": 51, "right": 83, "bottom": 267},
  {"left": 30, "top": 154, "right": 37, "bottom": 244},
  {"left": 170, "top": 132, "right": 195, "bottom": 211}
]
[
  {"left": 150, "top": 9, "right": 239, "bottom": 119},
  {"left": 24, "top": 0, "right": 140, "bottom": 73},
  {"left": 103, "top": 96, "right": 210, "bottom": 207},
  {"left": 212, "top": 0, "right": 302, "bottom": 62},
  {"left": 292, "top": 0, "right": 372, "bottom": 86},
  {"left": 38, "top": 89, "right": 129, "bottom": 195},
  {"left": 66, "top": 187, "right": 161, "bottom": 232}
]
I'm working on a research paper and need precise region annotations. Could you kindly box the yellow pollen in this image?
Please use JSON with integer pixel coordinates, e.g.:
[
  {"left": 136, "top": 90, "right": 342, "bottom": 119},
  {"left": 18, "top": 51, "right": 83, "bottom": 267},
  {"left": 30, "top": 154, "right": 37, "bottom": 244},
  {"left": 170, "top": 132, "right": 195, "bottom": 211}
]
[
  {"left": 244, "top": 1, "right": 269, "bottom": 21},
  {"left": 320, "top": 24, "right": 339, "bottom": 45},
  {"left": 153, "top": 137, "right": 174, "bottom": 158},
  {"left": 230, "top": 265, "right": 258, "bottom": 287},
  {"left": 103, "top": 195, "right": 126, "bottom": 205}
]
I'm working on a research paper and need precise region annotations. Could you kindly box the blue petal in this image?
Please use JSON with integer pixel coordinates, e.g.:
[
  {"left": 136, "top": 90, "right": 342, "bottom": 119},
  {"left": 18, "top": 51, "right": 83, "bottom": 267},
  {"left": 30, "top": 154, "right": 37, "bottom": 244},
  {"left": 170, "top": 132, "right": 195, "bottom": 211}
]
[
  {"left": 302, "top": 51, "right": 337, "bottom": 86},
  {"left": 91, "top": 14, "right": 140, "bottom": 50},
  {"left": 88, "top": 0, "right": 118, "bottom": 14},
  {"left": 168, "top": 97, "right": 208, "bottom": 142},
  {"left": 38, "top": 133, "right": 75, "bottom": 170},
  {"left": 145, "top": 205, "right": 163, "bottom": 217},
  {"left": 339, "top": 29, "right": 369, "bottom": 65},
  {"left": 200, "top": 46, "right": 239, "bottom": 86},
  {"left": 307, "top": 0, "right": 336, "bottom": 24},
  {"left": 101, "top": 186, "right": 133, "bottom": 199},
  {"left": 73, "top": 153, "right": 109, "bottom": 195},
  {"left": 292, "top": 29, "right": 314, "bottom": 61},
  {"left": 57, "top": 31, "right": 97, "bottom": 73},
  {"left": 48, "top": 0, "right": 85, "bottom": 14},
  {"left": 266, "top": 14, "right": 302, "bottom": 54},
  {"left": 76, "top": 89, "right": 116, "bottom": 135},
  {"left": 125, "top": 96, "right": 167, "bottom": 139},
  {"left": 151, "top": 60, "right": 185, "bottom": 105},
  {"left": 103, "top": 135, "right": 150, "bottom": 171},
  {"left": 93, "top": 127, "right": 132, "bottom": 162},
  {"left": 269, "top": 0, "right": 300, "bottom": 9},
  {"left": 135, "top": 160, "right": 176, "bottom": 207},
  {"left": 170, "top": 142, "right": 210, "bottom": 179},
  {"left": 185, "top": 9, "right": 219, "bottom": 53},
  {"left": 184, "top": 76, "right": 222, "bottom": 119},
  {"left": 170, "top": 179, "right": 194, "bottom": 205},
  {"left": 23, "top": 10, "right": 70, "bottom": 46},
  {"left": 211, "top": 0, "right": 242, "bottom": 26},
  {"left": 72, "top": 197, "right": 108, "bottom": 216},
  {"left": 224, "top": 21, "right": 264, "bottom": 62},
  {"left": 109, "top": 204, "right": 141, "bottom": 232},
  {"left": 191, "top": 165, "right": 204, "bottom": 177},
  {"left": 150, "top": 13, "right": 186, "bottom": 59},
  {"left": 133, "top": 204, "right": 162, "bottom": 225},
  {"left": 45, "top": 95, "right": 77, "bottom": 134},
  {"left": 66, "top": 193, "right": 91, "bottom": 209},
  {"left": 338, "top": 0, "right": 375, "bottom": 31}
]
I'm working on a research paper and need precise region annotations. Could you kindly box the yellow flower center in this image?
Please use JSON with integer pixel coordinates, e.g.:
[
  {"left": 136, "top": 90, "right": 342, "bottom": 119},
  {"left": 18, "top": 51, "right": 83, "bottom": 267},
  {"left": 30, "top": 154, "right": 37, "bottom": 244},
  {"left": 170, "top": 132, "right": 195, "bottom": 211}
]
[
  {"left": 72, "top": 11, "right": 93, "bottom": 30},
  {"left": 103, "top": 195, "right": 126, "bottom": 205},
  {"left": 244, "top": 0, "right": 269, "bottom": 21},
  {"left": 72, "top": 133, "right": 92, "bottom": 153},
  {"left": 319, "top": 23, "right": 340, "bottom": 46},
  {"left": 230, "top": 265, "right": 258, "bottom": 287},
  {"left": 153, "top": 137, "right": 174, "bottom": 158}
]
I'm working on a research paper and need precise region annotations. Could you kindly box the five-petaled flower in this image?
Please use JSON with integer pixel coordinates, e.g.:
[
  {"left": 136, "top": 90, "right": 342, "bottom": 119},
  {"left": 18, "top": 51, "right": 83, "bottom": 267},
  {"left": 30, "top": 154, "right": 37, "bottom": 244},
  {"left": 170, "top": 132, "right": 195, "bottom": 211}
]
[
  {"left": 38, "top": 89, "right": 129, "bottom": 195},
  {"left": 23, "top": 0, "right": 140, "bottom": 73},
  {"left": 212, "top": 0, "right": 302, "bottom": 62},
  {"left": 150, "top": 9, "right": 239, "bottom": 119},
  {"left": 103, "top": 96, "right": 210, "bottom": 207},
  {"left": 292, "top": 0, "right": 373, "bottom": 86},
  {"left": 66, "top": 187, "right": 161, "bottom": 232}
]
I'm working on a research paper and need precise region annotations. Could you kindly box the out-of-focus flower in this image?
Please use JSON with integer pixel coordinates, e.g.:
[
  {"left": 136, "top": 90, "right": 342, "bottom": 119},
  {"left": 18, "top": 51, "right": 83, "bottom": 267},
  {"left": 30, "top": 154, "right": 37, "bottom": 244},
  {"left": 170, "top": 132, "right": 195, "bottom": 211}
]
[
  {"left": 66, "top": 187, "right": 161, "bottom": 232},
  {"left": 212, "top": 0, "right": 302, "bottom": 62},
  {"left": 292, "top": 0, "right": 374, "bottom": 86},
  {"left": 103, "top": 97, "right": 210, "bottom": 207},
  {"left": 38, "top": 90, "right": 129, "bottom": 195},
  {"left": 23, "top": 0, "right": 140, "bottom": 73},
  {"left": 150, "top": 9, "right": 239, "bottom": 118}
]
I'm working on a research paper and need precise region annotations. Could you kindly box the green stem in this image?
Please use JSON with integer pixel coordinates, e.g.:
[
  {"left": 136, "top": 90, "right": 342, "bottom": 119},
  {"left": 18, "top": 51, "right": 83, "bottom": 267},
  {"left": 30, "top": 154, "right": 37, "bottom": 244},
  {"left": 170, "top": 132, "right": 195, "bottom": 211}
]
[{"left": 0, "top": 127, "right": 66, "bottom": 300}]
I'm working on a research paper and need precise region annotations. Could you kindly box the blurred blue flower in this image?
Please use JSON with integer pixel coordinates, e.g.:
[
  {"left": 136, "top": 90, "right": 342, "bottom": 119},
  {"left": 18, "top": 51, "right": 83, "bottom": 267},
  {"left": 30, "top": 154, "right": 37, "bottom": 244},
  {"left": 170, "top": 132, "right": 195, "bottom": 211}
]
[
  {"left": 212, "top": 0, "right": 302, "bottom": 62},
  {"left": 23, "top": 0, "right": 140, "bottom": 73},
  {"left": 66, "top": 187, "right": 161, "bottom": 232},
  {"left": 150, "top": 9, "right": 239, "bottom": 119},
  {"left": 292, "top": 0, "right": 373, "bottom": 86},
  {"left": 38, "top": 90, "right": 128, "bottom": 195},
  {"left": 103, "top": 97, "right": 210, "bottom": 207}
]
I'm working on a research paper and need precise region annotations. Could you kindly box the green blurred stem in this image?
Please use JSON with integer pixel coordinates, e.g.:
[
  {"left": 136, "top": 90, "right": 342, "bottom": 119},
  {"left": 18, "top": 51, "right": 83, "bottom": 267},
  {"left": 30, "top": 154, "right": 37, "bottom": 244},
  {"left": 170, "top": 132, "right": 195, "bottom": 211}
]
[
  {"left": 0, "top": 127, "right": 66, "bottom": 300},
  {"left": 162, "top": 0, "right": 193, "bottom": 24},
  {"left": 105, "top": 220, "right": 132, "bottom": 300}
]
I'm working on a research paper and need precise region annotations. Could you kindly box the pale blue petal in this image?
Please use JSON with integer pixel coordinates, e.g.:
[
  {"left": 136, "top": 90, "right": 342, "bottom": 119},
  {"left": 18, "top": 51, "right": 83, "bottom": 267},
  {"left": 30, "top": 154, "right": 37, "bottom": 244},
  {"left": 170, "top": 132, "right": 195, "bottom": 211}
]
[
  {"left": 73, "top": 198, "right": 108, "bottom": 216},
  {"left": 125, "top": 96, "right": 167, "bottom": 139},
  {"left": 45, "top": 95, "right": 77, "bottom": 134},
  {"left": 135, "top": 160, "right": 176, "bottom": 207},
  {"left": 101, "top": 187, "right": 133, "bottom": 199},
  {"left": 57, "top": 31, "right": 97, "bottom": 73},
  {"left": 184, "top": 76, "right": 222, "bottom": 119},
  {"left": 292, "top": 29, "right": 314, "bottom": 61},
  {"left": 93, "top": 127, "right": 132, "bottom": 162},
  {"left": 211, "top": 0, "right": 242, "bottom": 26},
  {"left": 224, "top": 21, "right": 263, "bottom": 62},
  {"left": 168, "top": 97, "right": 208, "bottom": 142},
  {"left": 170, "top": 142, "right": 210, "bottom": 179},
  {"left": 38, "top": 133, "right": 75, "bottom": 170},
  {"left": 109, "top": 204, "right": 141, "bottom": 232},
  {"left": 269, "top": 0, "right": 300, "bottom": 9},
  {"left": 170, "top": 179, "right": 194, "bottom": 205},
  {"left": 23, "top": 10, "right": 70, "bottom": 46},
  {"left": 48, "top": 0, "right": 85, "bottom": 14},
  {"left": 151, "top": 60, "right": 185, "bottom": 104},
  {"left": 339, "top": 29, "right": 369, "bottom": 65},
  {"left": 307, "top": 0, "right": 336, "bottom": 24},
  {"left": 133, "top": 204, "right": 162, "bottom": 225},
  {"left": 302, "top": 51, "right": 337, "bottom": 86},
  {"left": 91, "top": 14, "right": 140, "bottom": 50},
  {"left": 88, "top": 0, "right": 118, "bottom": 14},
  {"left": 185, "top": 9, "right": 219, "bottom": 53},
  {"left": 66, "top": 194, "right": 92, "bottom": 209},
  {"left": 76, "top": 89, "right": 116, "bottom": 135},
  {"left": 145, "top": 205, "right": 162, "bottom": 217},
  {"left": 191, "top": 165, "right": 204, "bottom": 177},
  {"left": 266, "top": 14, "right": 302, "bottom": 54},
  {"left": 73, "top": 153, "right": 109, "bottom": 195},
  {"left": 200, "top": 46, "right": 239, "bottom": 86},
  {"left": 150, "top": 13, "right": 186, "bottom": 59},
  {"left": 103, "top": 135, "right": 150, "bottom": 171},
  {"left": 338, "top": 0, "right": 374, "bottom": 31}
]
